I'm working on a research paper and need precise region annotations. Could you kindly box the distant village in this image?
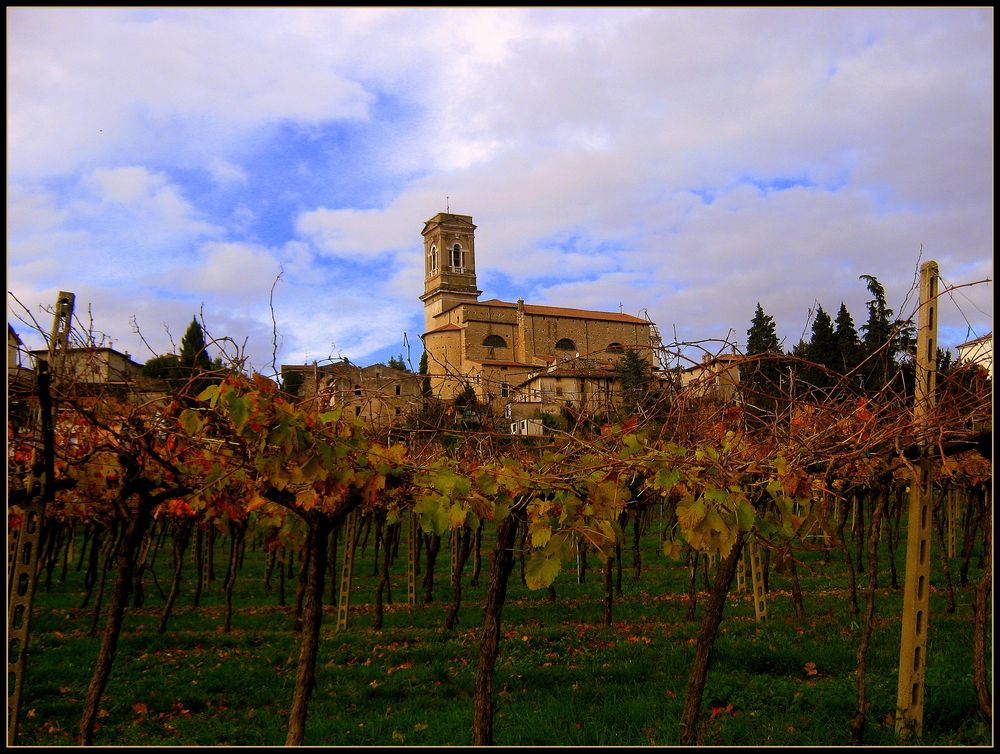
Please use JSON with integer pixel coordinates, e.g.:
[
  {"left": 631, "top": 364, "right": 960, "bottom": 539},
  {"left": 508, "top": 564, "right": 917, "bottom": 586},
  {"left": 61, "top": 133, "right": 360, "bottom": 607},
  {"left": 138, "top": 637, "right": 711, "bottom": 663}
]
[{"left": 7, "top": 212, "right": 993, "bottom": 437}]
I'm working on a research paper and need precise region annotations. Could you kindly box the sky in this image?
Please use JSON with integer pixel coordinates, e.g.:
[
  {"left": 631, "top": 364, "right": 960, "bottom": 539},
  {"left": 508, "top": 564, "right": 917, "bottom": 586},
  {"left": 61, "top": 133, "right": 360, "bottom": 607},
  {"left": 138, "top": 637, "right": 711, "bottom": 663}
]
[{"left": 7, "top": 7, "right": 993, "bottom": 378}]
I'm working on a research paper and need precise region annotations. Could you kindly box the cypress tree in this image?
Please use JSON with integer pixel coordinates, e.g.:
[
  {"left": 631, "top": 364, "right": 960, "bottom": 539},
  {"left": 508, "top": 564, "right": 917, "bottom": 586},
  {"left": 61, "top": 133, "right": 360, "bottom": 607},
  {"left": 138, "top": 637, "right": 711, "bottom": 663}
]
[
  {"left": 859, "top": 275, "right": 895, "bottom": 390},
  {"left": 805, "top": 305, "right": 838, "bottom": 389},
  {"left": 745, "top": 303, "right": 784, "bottom": 422},
  {"left": 179, "top": 317, "right": 212, "bottom": 371},
  {"left": 615, "top": 348, "right": 652, "bottom": 415},
  {"left": 834, "top": 302, "right": 862, "bottom": 378}
]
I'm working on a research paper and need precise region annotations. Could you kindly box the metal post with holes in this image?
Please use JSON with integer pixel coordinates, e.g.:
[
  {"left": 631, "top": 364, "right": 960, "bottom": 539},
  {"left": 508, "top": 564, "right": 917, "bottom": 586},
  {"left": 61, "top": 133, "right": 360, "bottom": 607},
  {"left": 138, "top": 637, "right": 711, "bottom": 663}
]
[
  {"left": 945, "top": 488, "right": 956, "bottom": 559},
  {"left": 8, "top": 292, "right": 74, "bottom": 745},
  {"left": 407, "top": 511, "right": 417, "bottom": 607},
  {"left": 735, "top": 544, "right": 747, "bottom": 595},
  {"left": 895, "top": 261, "right": 938, "bottom": 737},
  {"left": 335, "top": 512, "right": 358, "bottom": 631},
  {"left": 748, "top": 539, "right": 768, "bottom": 624}
]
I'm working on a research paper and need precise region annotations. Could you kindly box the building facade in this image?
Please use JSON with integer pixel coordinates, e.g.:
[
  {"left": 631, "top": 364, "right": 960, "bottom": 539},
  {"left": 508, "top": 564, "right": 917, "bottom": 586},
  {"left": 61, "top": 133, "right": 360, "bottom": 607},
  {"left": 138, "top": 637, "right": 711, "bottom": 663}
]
[
  {"left": 956, "top": 331, "right": 993, "bottom": 380},
  {"left": 281, "top": 361, "right": 423, "bottom": 429},
  {"left": 419, "top": 212, "right": 658, "bottom": 403}
]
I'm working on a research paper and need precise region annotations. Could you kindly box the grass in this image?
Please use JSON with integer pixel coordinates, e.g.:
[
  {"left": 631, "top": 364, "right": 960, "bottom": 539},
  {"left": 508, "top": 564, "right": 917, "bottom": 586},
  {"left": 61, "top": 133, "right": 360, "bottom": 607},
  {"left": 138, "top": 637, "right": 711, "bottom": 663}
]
[{"left": 14, "top": 516, "right": 993, "bottom": 747}]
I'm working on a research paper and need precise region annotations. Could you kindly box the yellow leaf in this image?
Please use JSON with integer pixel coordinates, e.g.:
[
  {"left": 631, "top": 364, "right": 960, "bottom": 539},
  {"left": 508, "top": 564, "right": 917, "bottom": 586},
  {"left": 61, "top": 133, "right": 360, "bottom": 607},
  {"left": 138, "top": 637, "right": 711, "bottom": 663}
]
[{"left": 296, "top": 488, "right": 319, "bottom": 511}]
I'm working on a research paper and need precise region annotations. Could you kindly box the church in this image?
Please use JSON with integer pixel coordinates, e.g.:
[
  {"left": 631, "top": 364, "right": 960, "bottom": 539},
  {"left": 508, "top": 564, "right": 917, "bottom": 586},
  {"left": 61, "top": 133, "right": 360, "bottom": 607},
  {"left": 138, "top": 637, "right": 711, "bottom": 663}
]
[{"left": 419, "top": 212, "right": 659, "bottom": 406}]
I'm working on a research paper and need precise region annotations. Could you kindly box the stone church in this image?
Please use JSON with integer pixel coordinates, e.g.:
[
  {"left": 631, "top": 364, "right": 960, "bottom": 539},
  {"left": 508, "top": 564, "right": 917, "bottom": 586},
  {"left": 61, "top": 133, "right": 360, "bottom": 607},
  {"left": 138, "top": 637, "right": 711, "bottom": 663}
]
[{"left": 419, "top": 212, "right": 658, "bottom": 404}]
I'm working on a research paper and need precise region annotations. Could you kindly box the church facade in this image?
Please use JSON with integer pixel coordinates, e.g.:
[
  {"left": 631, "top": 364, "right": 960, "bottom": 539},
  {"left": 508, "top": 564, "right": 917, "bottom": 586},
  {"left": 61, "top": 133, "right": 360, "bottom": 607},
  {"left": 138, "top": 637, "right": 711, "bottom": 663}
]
[{"left": 419, "top": 212, "right": 658, "bottom": 404}]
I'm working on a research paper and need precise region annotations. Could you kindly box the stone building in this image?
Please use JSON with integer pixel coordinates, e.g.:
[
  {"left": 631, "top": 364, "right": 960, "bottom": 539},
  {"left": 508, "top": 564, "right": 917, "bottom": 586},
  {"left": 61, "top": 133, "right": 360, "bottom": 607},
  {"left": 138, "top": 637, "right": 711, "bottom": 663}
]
[
  {"left": 679, "top": 351, "right": 742, "bottom": 402},
  {"left": 29, "top": 346, "right": 149, "bottom": 399},
  {"left": 419, "top": 212, "right": 658, "bottom": 404},
  {"left": 281, "top": 361, "right": 423, "bottom": 428}
]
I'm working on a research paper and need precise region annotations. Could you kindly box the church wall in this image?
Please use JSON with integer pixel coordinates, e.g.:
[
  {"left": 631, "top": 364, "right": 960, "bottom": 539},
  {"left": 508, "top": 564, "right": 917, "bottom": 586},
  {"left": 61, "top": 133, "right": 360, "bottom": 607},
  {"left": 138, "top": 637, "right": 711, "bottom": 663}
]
[{"left": 523, "top": 316, "right": 654, "bottom": 362}]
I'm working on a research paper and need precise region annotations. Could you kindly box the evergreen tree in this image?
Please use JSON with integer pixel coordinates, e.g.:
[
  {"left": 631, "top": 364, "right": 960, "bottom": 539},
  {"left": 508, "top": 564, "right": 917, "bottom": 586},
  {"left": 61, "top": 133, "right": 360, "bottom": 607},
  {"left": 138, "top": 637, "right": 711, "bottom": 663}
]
[
  {"left": 418, "top": 351, "right": 432, "bottom": 397},
  {"left": 858, "top": 274, "right": 915, "bottom": 393},
  {"left": 745, "top": 303, "right": 785, "bottom": 422},
  {"left": 833, "top": 302, "right": 862, "bottom": 377},
  {"left": 142, "top": 353, "right": 183, "bottom": 387},
  {"left": 614, "top": 348, "right": 653, "bottom": 414},
  {"left": 387, "top": 354, "right": 408, "bottom": 372},
  {"left": 179, "top": 317, "right": 212, "bottom": 371},
  {"left": 858, "top": 275, "right": 896, "bottom": 390},
  {"left": 178, "top": 316, "right": 217, "bottom": 394},
  {"left": 804, "top": 305, "right": 838, "bottom": 389}
]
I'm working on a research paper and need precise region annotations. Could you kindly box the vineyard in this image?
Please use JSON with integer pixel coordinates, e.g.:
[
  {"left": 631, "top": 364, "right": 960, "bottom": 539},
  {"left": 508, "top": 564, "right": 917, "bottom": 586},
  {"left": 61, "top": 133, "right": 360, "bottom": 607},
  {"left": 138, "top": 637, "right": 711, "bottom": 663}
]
[{"left": 6, "top": 274, "right": 993, "bottom": 747}]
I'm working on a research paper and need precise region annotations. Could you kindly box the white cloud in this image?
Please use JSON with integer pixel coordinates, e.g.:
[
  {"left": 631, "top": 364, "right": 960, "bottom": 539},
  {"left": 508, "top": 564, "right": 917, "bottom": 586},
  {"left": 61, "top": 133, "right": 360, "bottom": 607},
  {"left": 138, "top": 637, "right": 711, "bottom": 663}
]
[
  {"left": 208, "top": 158, "right": 248, "bottom": 187},
  {"left": 6, "top": 7, "right": 992, "bottom": 373}
]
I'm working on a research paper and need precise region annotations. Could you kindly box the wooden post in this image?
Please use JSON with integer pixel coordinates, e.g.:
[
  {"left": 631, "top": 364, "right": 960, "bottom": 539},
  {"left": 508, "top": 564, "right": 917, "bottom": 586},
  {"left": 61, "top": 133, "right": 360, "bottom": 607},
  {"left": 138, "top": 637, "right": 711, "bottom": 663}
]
[
  {"left": 895, "top": 261, "right": 938, "bottom": 737},
  {"left": 335, "top": 511, "right": 358, "bottom": 631},
  {"left": 7, "top": 292, "right": 74, "bottom": 746}
]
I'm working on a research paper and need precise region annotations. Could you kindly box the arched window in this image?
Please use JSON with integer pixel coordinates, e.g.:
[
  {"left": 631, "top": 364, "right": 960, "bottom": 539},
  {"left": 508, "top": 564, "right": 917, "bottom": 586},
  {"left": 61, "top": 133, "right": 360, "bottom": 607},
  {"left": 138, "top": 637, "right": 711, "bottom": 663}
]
[
  {"left": 451, "top": 243, "right": 463, "bottom": 270},
  {"left": 429, "top": 244, "right": 438, "bottom": 273},
  {"left": 555, "top": 338, "right": 576, "bottom": 351},
  {"left": 483, "top": 334, "right": 507, "bottom": 348},
  {"left": 607, "top": 342, "right": 624, "bottom": 353}
]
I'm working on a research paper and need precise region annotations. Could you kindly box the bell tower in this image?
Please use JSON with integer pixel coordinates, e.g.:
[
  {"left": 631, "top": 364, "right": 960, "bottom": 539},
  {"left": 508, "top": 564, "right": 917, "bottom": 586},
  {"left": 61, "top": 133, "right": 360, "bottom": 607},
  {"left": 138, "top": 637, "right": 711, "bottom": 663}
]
[{"left": 419, "top": 212, "right": 481, "bottom": 330}]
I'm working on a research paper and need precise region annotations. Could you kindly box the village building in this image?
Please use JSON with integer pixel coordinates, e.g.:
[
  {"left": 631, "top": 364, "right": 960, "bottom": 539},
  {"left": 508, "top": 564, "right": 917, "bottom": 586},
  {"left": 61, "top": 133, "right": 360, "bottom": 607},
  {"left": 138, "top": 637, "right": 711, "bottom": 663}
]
[
  {"left": 679, "top": 351, "right": 742, "bottom": 402},
  {"left": 27, "top": 345, "right": 163, "bottom": 401},
  {"left": 956, "top": 331, "right": 993, "bottom": 380},
  {"left": 419, "top": 212, "right": 659, "bottom": 407},
  {"left": 280, "top": 361, "right": 423, "bottom": 429}
]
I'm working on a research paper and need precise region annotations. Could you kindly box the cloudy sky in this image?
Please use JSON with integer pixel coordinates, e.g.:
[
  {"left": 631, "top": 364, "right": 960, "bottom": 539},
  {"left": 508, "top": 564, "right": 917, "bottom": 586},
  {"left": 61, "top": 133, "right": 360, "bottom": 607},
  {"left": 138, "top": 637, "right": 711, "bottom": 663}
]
[{"left": 7, "top": 7, "right": 993, "bottom": 377}]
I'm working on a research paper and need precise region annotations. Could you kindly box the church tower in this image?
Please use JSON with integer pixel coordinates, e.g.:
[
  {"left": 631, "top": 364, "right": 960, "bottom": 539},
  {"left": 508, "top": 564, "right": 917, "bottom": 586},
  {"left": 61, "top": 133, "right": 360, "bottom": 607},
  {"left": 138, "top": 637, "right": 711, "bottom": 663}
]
[{"left": 419, "top": 212, "right": 482, "bottom": 331}]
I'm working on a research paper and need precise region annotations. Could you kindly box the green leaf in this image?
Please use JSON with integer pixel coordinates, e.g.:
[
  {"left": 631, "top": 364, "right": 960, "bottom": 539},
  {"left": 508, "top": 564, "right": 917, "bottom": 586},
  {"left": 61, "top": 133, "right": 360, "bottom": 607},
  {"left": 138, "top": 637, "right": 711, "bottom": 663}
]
[
  {"left": 529, "top": 519, "right": 552, "bottom": 548},
  {"left": 735, "top": 500, "right": 756, "bottom": 531},
  {"left": 654, "top": 467, "right": 680, "bottom": 494},
  {"left": 179, "top": 408, "right": 205, "bottom": 437},
  {"left": 226, "top": 393, "right": 249, "bottom": 432},
  {"left": 524, "top": 552, "right": 561, "bottom": 590}
]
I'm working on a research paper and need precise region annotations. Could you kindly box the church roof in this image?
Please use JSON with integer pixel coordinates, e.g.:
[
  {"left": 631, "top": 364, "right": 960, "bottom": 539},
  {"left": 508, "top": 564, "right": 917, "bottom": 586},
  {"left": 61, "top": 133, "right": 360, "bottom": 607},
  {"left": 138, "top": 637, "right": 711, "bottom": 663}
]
[
  {"left": 477, "top": 298, "right": 650, "bottom": 325},
  {"left": 470, "top": 359, "right": 536, "bottom": 368},
  {"left": 424, "top": 323, "right": 463, "bottom": 335}
]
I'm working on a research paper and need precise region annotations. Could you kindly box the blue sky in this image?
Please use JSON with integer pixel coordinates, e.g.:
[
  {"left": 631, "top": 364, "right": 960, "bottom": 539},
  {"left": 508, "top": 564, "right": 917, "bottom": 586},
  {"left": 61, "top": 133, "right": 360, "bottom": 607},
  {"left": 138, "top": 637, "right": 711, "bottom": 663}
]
[{"left": 7, "top": 7, "right": 993, "bottom": 378}]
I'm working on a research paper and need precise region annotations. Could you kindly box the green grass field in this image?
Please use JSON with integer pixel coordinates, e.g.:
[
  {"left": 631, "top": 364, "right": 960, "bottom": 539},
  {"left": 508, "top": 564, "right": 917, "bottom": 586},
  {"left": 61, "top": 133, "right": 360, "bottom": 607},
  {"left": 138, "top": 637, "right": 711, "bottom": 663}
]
[{"left": 14, "top": 517, "right": 992, "bottom": 747}]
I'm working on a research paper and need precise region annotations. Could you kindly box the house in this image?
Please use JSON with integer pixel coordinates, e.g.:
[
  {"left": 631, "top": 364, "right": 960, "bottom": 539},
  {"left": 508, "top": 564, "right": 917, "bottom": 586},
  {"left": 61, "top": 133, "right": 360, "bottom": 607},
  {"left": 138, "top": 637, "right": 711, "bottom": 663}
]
[
  {"left": 956, "top": 332, "right": 993, "bottom": 380},
  {"left": 8, "top": 324, "right": 34, "bottom": 396},
  {"left": 511, "top": 356, "right": 619, "bottom": 417},
  {"left": 29, "top": 346, "right": 150, "bottom": 399},
  {"left": 419, "top": 212, "right": 659, "bottom": 405},
  {"left": 679, "top": 351, "right": 743, "bottom": 402}
]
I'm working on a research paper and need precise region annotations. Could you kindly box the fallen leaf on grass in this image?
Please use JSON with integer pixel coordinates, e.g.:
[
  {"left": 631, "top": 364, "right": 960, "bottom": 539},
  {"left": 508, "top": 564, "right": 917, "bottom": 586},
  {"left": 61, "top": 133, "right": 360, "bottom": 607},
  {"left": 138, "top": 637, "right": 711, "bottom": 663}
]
[
  {"left": 413, "top": 722, "right": 428, "bottom": 732},
  {"left": 132, "top": 702, "right": 148, "bottom": 715},
  {"left": 804, "top": 661, "right": 818, "bottom": 676}
]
